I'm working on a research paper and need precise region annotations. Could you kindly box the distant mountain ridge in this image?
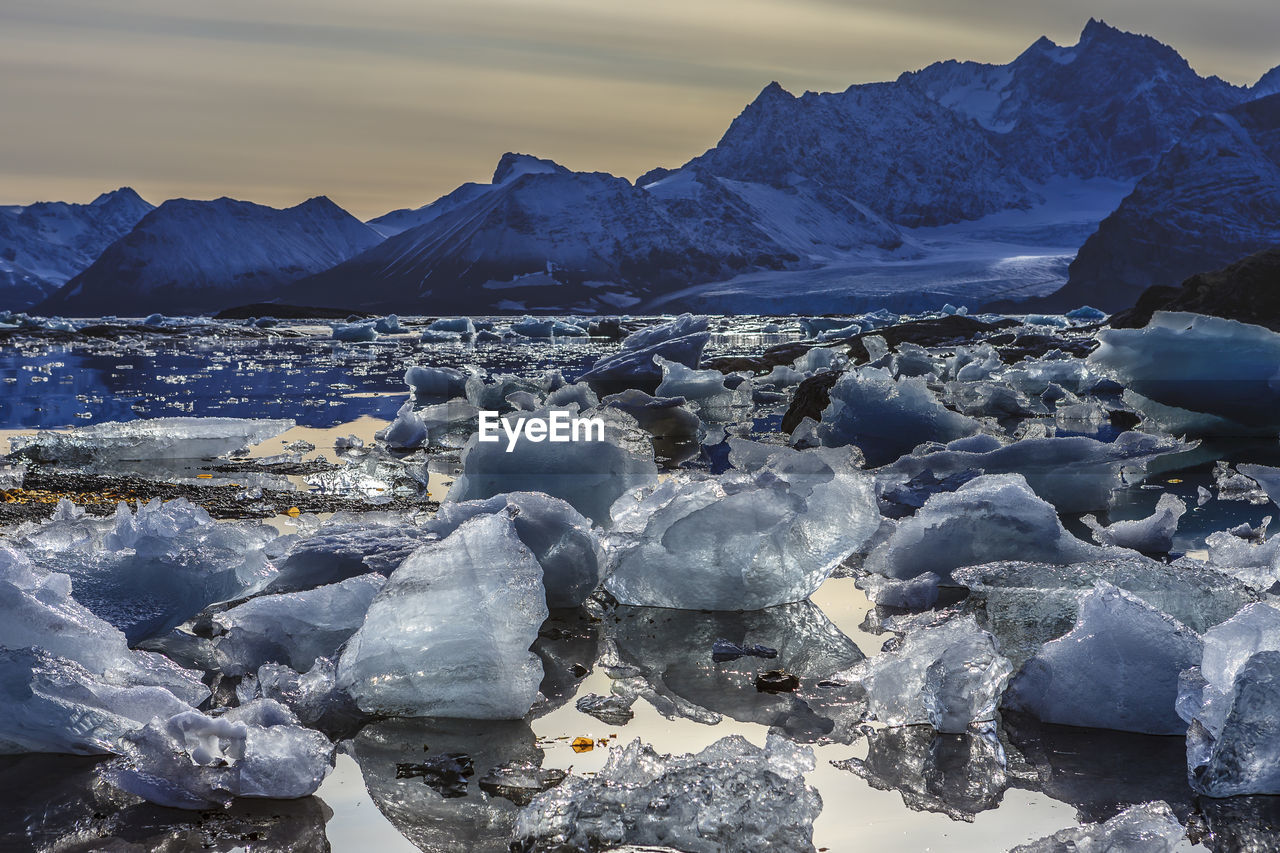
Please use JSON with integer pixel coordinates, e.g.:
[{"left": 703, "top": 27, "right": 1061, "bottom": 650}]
[
  {"left": 38, "top": 196, "right": 382, "bottom": 315},
  {"left": 0, "top": 188, "right": 153, "bottom": 310},
  {"left": 14, "top": 19, "right": 1280, "bottom": 316}
]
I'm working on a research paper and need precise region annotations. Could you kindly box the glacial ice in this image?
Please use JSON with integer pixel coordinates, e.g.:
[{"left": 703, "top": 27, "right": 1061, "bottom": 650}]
[
  {"left": 816, "top": 366, "right": 982, "bottom": 466},
  {"left": 604, "top": 443, "right": 879, "bottom": 610},
  {"left": 0, "top": 545, "right": 209, "bottom": 705},
  {"left": 1010, "top": 801, "right": 1187, "bottom": 853},
  {"left": 0, "top": 648, "right": 192, "bottom": 755},
  {"left": 330, "top": 321, "right": 379, "bottom": 342},
  {"left": 512, "top": 733, "right": 821, "bottom": 853},
  {"left": 1082, "top": 493, "right": 1186, "bottom": 553},
  {"left": 240, "top": 657, "right": 356, "bottom": 729},
  {"left": 405, "top": 365, "right": 468, "bottom": 402},
  {"left": 101, "top": 699, "right": 334, "bottom": 809},
  {"left": 835, "top": 615, "right": 1012, "bottom": 733},
  {"left": 600, "top": 389, "right": 703, "bottom": 441},
  {"left": 877, "top": 430, "right": 1190, "bottom": 513},
  {"left": 1006, "top": 584, "right": 1203, "bottom": 735},
  {"left": 9, "top": 416, "right": 293, "bottom": 465},
  {"left": 374, "top": 314, "right": 403, "bottom": 333},
  {"left": 337, "top": 514, "right": 549, "bottom": 718},
  {"left": 265, "top": 511, "right": 436, "bottom": 593},
  {"left": 864, "top": 474, "right": 1113, "bottom": 582},
  {"left": 447, "top": 407, "right": 658, "bottom": 525},
  {"left": 655, "top": 356, "right": 752, "bottom": 414},
  {"left": 435, "top": 491, "right": 603, "bottom": 607},
  {"left": 955, "top": 557, "right": 1256, "bottom": 666},
  {"left": 376, "top": 399, "right": 478, "bottom": 449},
  {"left": 1090, "top": 312, "right": 1280, "bottom": 429},
  {"left": 578, "top": 313, "right": 710, "bottom": 387},
  {"left": 207, "top": 574, "right": 385, "bottom": 676},
  {"left": 857, "top": 571, "right": 942, "bottom": 609},
  {"left": 510, "top": 316, "right": 587, "bottom": 338},
  {"left": 13, "top": 498, "right": 279, "bottom": 642}
]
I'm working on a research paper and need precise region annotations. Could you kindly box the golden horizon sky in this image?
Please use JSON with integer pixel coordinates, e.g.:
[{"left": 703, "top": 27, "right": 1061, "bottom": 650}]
[{"left": 2, "top": 0, "right": 1278, "bottom": 220}]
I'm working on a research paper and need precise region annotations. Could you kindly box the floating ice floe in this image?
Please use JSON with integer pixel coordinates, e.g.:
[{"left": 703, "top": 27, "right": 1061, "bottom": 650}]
[
  {"left": 578, "top": 313, "right": 710, "bottom": 387},
  {"left": 404, "top": 365, "right": 468, "bottom": 402},
  {"left": 816, "top": 367, "right": 982, "bottom": 466},
  {"left": 9, "top": 416, "right": 294, "bottom": 465},
  {"left": 1179, "top": 603, "right": 1280, "bottom": 796},
  {"left": 835, "top": 615, "right": 1012, "bottom": 733},
  {"left": 1006, "top": 583, "right": 1203, "bottom": 735},
  {"left": 1082, "top": 493, "right": 1187, "bottom": 553},
  {"left": 101, "top": 699, "right": 334, "bottom": 809},
  {"left": 1009, "top": 801, "right": 1187, "bottom": 853},
  {"left": 655, "top": 356, "right": 752, "bottom": 415},
  {"left": 604, "top": 442, "right": 878, "bottom": 610},
  {"left": 13, "top": 498, "right": 279, "bottom": 642},
  {"left": 205, "top": 574, "right": 385, "bottom": 676},
  {"left": 512, "top": 733, "right": 821, "bottom": 853},
  {"left": 955, "top": 557, "right": 1256, "bottom": 667},
  {"left": 864, "top": 474, "right": 1116, "bottom": 583},
  {"left": 1090, "top": 312, "right": 1280, "bottom": 430},
  {"left": 510, "top": 316, "right": 587, "bottom": 338},
  {"left": 448, "top": 408, "right": 657, "bottom": 525},
  {"left": 374, "top": 314, "right": 402, "bottom": 334},
  {"left": 465, "top": 373, "right": 544, "bottom": 411},
  {"left": 330, "top": 321, "right": 378, "bottom": 342},
  {"left": 877, "top": 431, "right": 1191, "bottom": 513},
  {"left": 337, "top": 514, "right": 548, "bottom": 718},
  {"left": 376, "top": 399, "right": 479, "bottom": 449}
]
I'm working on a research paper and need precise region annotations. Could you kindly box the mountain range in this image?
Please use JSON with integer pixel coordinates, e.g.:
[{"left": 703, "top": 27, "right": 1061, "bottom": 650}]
[{"left": 7, "top": 19, "right": 1279, "bottom": 317}]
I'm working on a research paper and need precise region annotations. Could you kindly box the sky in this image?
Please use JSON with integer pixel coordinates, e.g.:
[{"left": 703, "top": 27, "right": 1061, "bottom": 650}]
[{"left": 2, "top": 0, "right": 1278, "bottom": 220}]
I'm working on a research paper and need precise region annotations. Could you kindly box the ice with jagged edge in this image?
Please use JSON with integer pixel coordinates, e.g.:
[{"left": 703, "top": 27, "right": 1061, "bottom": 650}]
[
  {"left": 448, "top": 407, "right": 658, "bottom": 525},
  {"left": 512, "top": 733, "right": 821, "bottom": 853},
  {"left": 1082, "top": 493, "right": 1186, "bottom": 553},
  {"left": 207, "top": 574, "right": 385, "bottom": 676},
  {"left": 11, "top": 498, "right": 279, "bottom": 642},
  {"left": 404, "top": 365, "right": 469, "bottom": 403},
  {"left": 604, "top": 441, "right": 879, "bottom": 610},
  {"left": 100, "top": 699, "right": 334, "bottom": 809},
  {"left": 1090, "top": 312, "right": 1280, "bottom": 431},
  {"left": 337, "top": 514, "right": 548, "bottom": 718},
  {"left": 955, "top": 556, "right": 1256, "bottom": 667},
  {"left": 1179, "top": 602, "right": 1280, "bottom": 796},
  {"left": 816, "top": 366, "right": 982, "bottom": 466},
  {"left": 834, "top": 615, "right": 1012, "bottom": 733},
  {"left": 655, "top": 356, "right": 752, "bottom": 415},
  {"left": 376, "top": 399, "right": 479, "bottom": 449},
  {"left": 578, "top": 313, "right": 710, "bottom": 386},
  {"left": 876, "top": 431, "right": 1192, "bottom": 513},
  {"left": 1007, "top": 583, "right": 1203, "bottom": 735},
  {"left": 865, "top": 473, "right": 1120, "bottom": 582},
  {"left": 8, "top": 416, "right": 293, "bottom": 465},
  {"left": 1010, "top": 801, "right": 1189, "bottom": 853},
  {"left": 600, "top": 389, "right": 703, "bottom": 442}
]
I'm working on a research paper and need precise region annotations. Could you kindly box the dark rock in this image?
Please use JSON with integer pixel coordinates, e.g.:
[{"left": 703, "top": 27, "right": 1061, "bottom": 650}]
[
  {"left": 396, "top": 752, "right": 475, "bottom": 799},
  {"left": 1110, "top": 247, "right": 1280, "bottom": 331},
  {"left": 780, "top": 370, "right": 841, "bottom": 435},
  {"left": 755, "top": 669, "right": 800, "bottom": 693}
]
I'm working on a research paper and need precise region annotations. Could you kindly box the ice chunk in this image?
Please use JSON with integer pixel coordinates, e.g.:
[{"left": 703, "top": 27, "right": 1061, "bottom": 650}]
[
  {"left": 605, "top": 444, "right": 879, "bottom": 610},
  {"left": 0, "top": 545, "right": 208, "bottom": 705},
  {"left": 426, "top": 317, "right": 476, "bottom": 337},
  {"left": 513, "top": 733, "right": 820, "bottom": 853},
  {"left": 1007, "top": 584, "right": 1203, "bottom": 734},
  {"left": 865, "top": 474, "right": 1113, "bottom": 583},
  {"left": 511, "top": 316, "right": 587, "bottom": 338},
  {"left": 465, "top": 373, "right": 543, "bottom": 411},
  {"left": 330, "top": 321, "right": 378, "bottom": 342},
  {"left": 404, "top": 365, "right": 468, "bottom": 402},
  {"left": 600, "top": 389, "right": 702, "bottom": 441},
  {"left": 1009, "top": 801, "right": 1187, "bottom": 853},
  {"left": 817, "top": 367, "right": 982, "bottom": 466},
  {"left": 376, "top": 399, "right": 479, "bottom": 449},
  {"left": 101, "top": 700, "right": 334, "bottom": 809},
  {"left": 578, "top": 313, "right": 709, "bottom": 387},
  {"left": 793, "top": 345, "right": 845, "bottom": 373},
  {"left": 374, "top": 314, "right": 402, "bottom": 333},
  {"left": 208, "top": 574, "right": 385, "bottom": 676},
  {"left": 956, "top": 557, "right": 1256, "bottom": 667},
  {"left": 832, "top": 725, "right": 1006, "bottom": 822},
  {"left": 265, "top": 512, "right": 437, "bottom": 593},
  {"left": 9, "top": 416, "right": 293, "bottom": 465},
  {"left": 337, "top": 514, "right": 548, "bottom": 718},
  {"left": 1237, "top": 463, "right": 1280, "bottom": 508},
  {"left": 877, "top": 431, "right": 1191, "bottom": 513},
  {"left": 856, "top": 571, "right": 941, "bottom": 609},
  {"left": 1091, "top": 312, "right": 1280, "bottom": 430},
  {"left": 434, "top": 492, "right": 603, "bottom": 607},
  {"left": 0, "top": 648, "right": 192, "bottom": 755},
  {"left": 545, "top": 381, "right": 599, "bottom": 410},
  {"left": 448, "top": 407, "right": 657, "bottom": 525},
  {"left": 242, "top": 658, "right": 358, "bottom": 730},
  {"left": 13, "top": 498, "right": 279, "bottom": 642},
  {"left": 575, "top": 692, "right": 636, "bottom": 725},
  {"left": 1082, "top": 493, "right": 1186, "bottom": 553},
  {"left": 835, "top": 615, "right": 1012, "bottom": 733},
  {"left": 1186, "top": 649, "right": 1280, "bottom": 796},
  {"left": 655, "top": 356, "right": 751, "bottom": 414}
]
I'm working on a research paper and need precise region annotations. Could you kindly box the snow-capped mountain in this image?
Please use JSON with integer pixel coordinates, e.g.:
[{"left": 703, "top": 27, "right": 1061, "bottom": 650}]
[
  {"left": 293, "top": 153, "right": 857, "bottom": 313},
  {"left": 1052, "top": 93, "right": 1280, "bottom": 312},
  {"left": 0, "top": 188, "right": 153, "bottom": 310},
  {"left": 38, "top": 196, "right": 383, "bottom": 316}
]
